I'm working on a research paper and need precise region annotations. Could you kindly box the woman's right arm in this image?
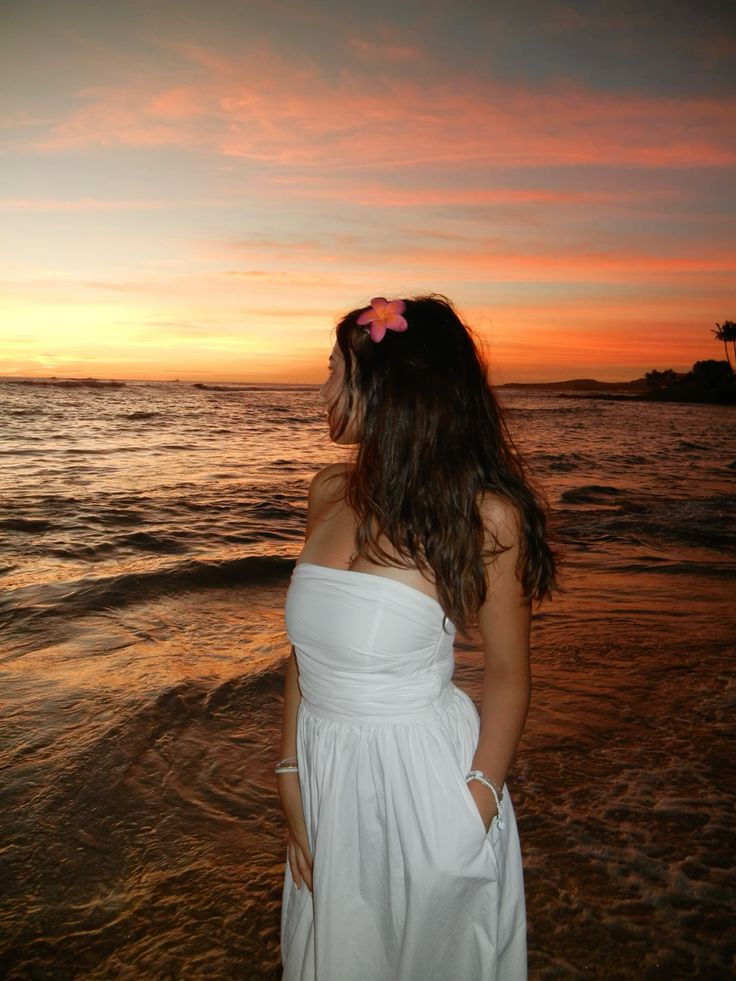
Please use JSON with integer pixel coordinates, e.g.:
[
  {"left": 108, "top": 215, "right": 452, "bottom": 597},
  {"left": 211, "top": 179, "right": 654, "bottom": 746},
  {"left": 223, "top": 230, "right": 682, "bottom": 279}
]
[
  {"left": 277, "top": 647, "right": 313, "bottom": 891},
  {"left": 276, "top": 462, "right": 347, "bottom": 892}
]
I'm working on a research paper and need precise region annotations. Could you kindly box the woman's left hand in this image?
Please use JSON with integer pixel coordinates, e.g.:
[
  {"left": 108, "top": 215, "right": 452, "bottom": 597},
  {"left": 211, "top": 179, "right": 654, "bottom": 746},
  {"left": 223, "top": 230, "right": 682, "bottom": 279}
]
[{"left": 467, "top": 779, "right": 498, "bottom": 833}]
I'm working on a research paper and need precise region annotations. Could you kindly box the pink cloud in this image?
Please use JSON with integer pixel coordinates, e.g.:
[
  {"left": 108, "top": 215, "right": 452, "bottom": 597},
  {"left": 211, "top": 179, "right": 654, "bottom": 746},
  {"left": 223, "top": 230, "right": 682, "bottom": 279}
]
[
  {"left": 146, "top": 87, "right": 205, "bottom": 120},
  {"left": 30, "top": 42, "right": 736, "bottom": 170}
]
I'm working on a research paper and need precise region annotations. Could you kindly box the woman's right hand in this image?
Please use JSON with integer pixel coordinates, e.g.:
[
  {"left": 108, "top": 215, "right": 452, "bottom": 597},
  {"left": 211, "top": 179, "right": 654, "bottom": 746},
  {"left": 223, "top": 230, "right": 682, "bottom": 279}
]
[
  {"left": 287, "top": 828, "right": 313, "bottom": 892},
  {"left": 277, "top": 772, "right": 313, "bottom": 892}
]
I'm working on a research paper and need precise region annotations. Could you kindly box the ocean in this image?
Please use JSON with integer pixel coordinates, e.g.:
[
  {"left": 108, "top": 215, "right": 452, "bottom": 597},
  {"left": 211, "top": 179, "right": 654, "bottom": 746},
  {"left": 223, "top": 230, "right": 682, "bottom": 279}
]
[{"left": 1, "top": 378, "right": 734, "bottom": 979}]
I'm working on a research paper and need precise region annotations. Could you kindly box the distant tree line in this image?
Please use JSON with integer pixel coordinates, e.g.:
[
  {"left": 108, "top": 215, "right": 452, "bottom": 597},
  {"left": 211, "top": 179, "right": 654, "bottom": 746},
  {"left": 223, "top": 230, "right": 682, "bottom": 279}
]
[{"left": 642, "top": 320, "right": 736, "bottom": 404}]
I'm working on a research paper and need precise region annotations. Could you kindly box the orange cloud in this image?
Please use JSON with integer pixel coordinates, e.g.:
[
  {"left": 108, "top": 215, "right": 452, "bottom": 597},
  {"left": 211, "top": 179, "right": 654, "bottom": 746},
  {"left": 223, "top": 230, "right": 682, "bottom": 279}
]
[
  {"left": 215, "top": 236, "right": 736, "bottom": 284},
  {"left": 260, "top": 177, "right": 671, "bottom": 209}
]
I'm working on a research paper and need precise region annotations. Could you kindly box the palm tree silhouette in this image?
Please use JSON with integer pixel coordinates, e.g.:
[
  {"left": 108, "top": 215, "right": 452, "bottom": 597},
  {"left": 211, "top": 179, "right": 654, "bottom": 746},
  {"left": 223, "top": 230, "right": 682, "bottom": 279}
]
[{"left": 712, "top": 321, "right": 736, "bottom": 373}]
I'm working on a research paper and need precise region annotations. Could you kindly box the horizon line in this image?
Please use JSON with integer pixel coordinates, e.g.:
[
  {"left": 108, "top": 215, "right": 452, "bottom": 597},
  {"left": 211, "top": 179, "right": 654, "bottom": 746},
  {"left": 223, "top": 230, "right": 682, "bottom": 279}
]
[{"left": 0, "top": 372, "right": 653, "bottom": 388}]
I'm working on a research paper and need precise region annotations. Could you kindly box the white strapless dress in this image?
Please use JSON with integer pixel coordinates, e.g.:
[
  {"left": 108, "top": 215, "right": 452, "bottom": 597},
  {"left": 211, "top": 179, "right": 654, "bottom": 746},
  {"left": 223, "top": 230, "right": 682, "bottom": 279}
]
[{"left": 280, "top": 563, "right": 527, "bottom": 980}]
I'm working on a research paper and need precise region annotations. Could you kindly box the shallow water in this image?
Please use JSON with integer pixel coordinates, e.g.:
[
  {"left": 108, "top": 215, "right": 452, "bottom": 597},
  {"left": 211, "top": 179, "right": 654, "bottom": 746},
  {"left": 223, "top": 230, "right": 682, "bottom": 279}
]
[{"left": 1, "top": 379, "right": 735, "bottom": 978}]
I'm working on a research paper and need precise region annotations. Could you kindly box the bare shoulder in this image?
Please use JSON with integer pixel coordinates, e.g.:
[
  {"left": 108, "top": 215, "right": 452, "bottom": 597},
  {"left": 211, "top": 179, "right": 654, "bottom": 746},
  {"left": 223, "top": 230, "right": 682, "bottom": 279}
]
[
  {"left": 308, "top": 462, "right": 351, "bottom": 507},
  {"left": 477, "top": 490, "right": 523, "bottom": 549},
  {"left": 305, "top": 463, "right": 352, "bottom": 538}
]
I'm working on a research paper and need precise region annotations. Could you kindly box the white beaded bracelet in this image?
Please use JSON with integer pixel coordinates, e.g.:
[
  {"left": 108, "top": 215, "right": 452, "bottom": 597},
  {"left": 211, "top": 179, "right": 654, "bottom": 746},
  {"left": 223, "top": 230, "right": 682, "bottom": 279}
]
[
  {"left": 466, "top": 770, "right": 505, "bottom": 830},
  {"left": 275, "top": 755, "right": 299, "bottom": 774}
]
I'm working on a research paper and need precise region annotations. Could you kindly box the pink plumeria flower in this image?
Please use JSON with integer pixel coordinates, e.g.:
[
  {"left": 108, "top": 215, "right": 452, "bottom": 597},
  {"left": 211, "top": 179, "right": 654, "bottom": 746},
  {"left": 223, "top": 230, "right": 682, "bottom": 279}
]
[{"left": 356, "top": 297, "right": 408, "bottom": 342}]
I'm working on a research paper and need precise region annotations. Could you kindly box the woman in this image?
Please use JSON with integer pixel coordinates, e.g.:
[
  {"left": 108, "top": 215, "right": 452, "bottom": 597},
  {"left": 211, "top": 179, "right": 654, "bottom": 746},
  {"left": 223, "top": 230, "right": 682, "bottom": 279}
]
[{"left": 277, "top": 295, "right": 558, "bottom": 980}]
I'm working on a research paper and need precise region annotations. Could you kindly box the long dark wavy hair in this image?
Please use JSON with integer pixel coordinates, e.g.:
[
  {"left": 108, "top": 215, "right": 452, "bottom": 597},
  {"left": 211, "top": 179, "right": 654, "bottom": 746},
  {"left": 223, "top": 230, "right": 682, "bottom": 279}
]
[{"left": 330, "top": 294, "right": 561, "bottom": 634}]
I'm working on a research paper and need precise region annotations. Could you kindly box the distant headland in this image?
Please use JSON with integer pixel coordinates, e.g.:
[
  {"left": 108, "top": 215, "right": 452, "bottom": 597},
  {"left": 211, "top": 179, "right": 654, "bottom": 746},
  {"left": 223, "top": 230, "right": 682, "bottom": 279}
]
[
  {"left": 498, "top": 377, "right": 649, "bottom": 392},
  {"left": 499, "top": 359, "right": 736, "bottom": 405},
  {"left": 0, "top": 376, "right": 127, "bottom": 388}
]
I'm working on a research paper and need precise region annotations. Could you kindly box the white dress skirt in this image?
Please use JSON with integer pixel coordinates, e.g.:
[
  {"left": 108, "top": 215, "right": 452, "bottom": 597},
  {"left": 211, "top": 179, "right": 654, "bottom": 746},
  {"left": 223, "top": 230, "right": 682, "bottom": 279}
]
[{"left": 280, "top": 563, "right": 527, "bottom": 980}]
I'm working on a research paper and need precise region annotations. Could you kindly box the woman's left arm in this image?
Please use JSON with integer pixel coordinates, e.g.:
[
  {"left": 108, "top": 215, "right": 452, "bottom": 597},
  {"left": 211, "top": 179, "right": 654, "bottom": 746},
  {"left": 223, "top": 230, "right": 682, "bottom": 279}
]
[{"left": 468, "top": 493, "right": 532, "bottom": 829}]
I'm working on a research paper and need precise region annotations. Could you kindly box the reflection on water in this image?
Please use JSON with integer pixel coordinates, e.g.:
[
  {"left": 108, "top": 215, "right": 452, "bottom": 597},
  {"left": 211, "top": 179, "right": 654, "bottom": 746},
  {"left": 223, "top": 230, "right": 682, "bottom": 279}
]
[{"left": 1, "top": 380, "right": 735, "bottom": 978}]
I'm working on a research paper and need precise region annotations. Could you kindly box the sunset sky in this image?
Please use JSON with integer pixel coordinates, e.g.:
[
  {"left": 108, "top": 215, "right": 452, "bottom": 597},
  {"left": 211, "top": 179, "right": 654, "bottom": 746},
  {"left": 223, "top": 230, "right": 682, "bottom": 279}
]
[{"left": 1, "top": 0, "right": 734, "bottom": 383}]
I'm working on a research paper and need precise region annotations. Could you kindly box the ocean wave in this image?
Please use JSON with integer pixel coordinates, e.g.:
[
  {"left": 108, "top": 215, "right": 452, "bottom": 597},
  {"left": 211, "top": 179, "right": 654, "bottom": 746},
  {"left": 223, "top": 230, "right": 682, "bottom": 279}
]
[
  {"left": 676, "top": 440, "right": 712, "bottom": 452},
  {"left": 609, "top": 559, "right": 735, "bottom": 577},
  {"left": 120, "top": 531, "right": 191, "bottom": 553},
  {"left": 0, "top": 554, "right": 295, "bottom": 629},
  {"left": 122, "top": 666, "right": 286, "bottom": 738},
  {"left": 45, "top": 666, "right": 285, "bottom": 787},
  {"left": 62, "top": 446, "right": 149, "bottom": 455},
  {"left": 560, "top": 484, "right": 624, "bottom": 504},
  {"left": 192, "top": 383, "right": 250, "bottom": 392},
  {"left": 0, "top": 518, "right": 54, "bottom": 532},
  {"left": 556, "top": 491, "right": 736, "bottom": 557},
  {"left": 545, "top": 451, "right": 589, "bottom": 472},
  {"left": 92, "top": 508, "right": 148, "bottom": 527}
]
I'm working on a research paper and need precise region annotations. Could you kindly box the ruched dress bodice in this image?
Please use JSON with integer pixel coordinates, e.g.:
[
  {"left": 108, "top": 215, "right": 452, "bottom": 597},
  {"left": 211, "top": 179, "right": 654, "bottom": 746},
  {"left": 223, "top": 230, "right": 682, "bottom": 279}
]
[{"left": 280, "top": 562, "right": 527, "bottom": 981}]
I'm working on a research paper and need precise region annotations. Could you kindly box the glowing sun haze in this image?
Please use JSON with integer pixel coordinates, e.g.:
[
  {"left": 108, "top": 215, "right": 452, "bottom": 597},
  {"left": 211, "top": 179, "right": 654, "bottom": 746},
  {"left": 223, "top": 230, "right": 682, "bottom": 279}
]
[{"left": 1, "top": 0, "right": 734, "bottom": 383}]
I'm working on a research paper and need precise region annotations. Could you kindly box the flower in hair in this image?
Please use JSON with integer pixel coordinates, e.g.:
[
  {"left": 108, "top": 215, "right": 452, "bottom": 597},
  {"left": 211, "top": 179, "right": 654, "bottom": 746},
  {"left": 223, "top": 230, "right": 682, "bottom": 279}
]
[{"left": 356, "top": 297, "right": 408, "bottom": 342}]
